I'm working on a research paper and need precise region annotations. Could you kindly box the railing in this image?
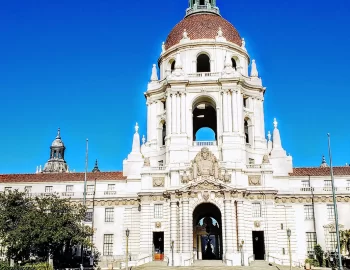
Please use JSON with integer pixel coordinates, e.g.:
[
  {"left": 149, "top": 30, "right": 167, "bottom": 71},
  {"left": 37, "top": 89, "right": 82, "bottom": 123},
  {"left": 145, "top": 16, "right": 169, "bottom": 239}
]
[
  {"left": 151, "top": 166, "right": 166, "bottom": 171},
  {"left": 248, "top": 254, "right": 255, "bottom": 265},
  {"left": 186, "top": 6, "right": 220, "bottom": 16},
  {"left": 104, "top": 191, "right": 116, "bottom": 195},
  {"left": 188, "top": 72, "right": 220, "bottom": 78},
  {"left": 135, "top": 255, "right": 153, "bottom": 267},
  {"left": 267, "top": 255, "right": 303, "bottom": 268},
  {"left": 193, "top": 141, "right": 217, "bottom": 146},
  {"left": 280, "top": 187, "right": 348, "bottom": 195},
  {"left": 62, "top": 192, "right": 74, "bottom": 197},
  {"left": 246, "top": 164, "right": 261, "bottom": 169}
]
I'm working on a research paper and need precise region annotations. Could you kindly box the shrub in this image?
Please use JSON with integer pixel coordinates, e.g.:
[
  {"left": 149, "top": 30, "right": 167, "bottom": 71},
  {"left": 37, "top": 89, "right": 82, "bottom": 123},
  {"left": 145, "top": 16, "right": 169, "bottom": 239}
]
[{"left": 314, "top": 244, "right": 324, "bottom": 267}]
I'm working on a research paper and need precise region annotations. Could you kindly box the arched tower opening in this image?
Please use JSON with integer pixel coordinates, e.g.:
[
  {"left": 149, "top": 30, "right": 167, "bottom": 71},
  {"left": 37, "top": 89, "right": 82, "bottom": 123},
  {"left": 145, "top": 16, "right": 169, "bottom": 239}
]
[
  {"left": 193, "top": 203, "right": 222, "bottom": 260},
  {"left": 192, "top": 96, "right": 217, "bottom": 143},
  {"left": 244, "top": 117, "right": 253, "bottom": 144},
  {"left": 231, "top": 58, "right": 237, "bottom": 70},
  {"left": 197, "top": 54, "right": 211, "bottom": 73}
]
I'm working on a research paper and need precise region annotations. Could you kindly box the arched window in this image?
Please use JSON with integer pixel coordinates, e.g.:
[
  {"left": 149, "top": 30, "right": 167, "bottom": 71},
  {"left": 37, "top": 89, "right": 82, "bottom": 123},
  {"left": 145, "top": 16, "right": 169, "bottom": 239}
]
[
  {"left": 231, "top": 58, "right": 237, "bottom": 70},
  {"left": 193, "top": 97, "right": 217, "bottom": 143},
  {"left": 171, "top": 61, "right": 176, "bottom": 72},
  {"left": 244, "top": 119, "right": 249, "bottom": 143},
  {"left": 162, "top": 123, "right": 166, "bottom": 146},
  {"left": 158, "top": 121, "right": 166, "bottom": 147},
  {"left": 197, "top": 54, "right": 210, "bottom": 73},
  {"left": 200, "top": 0, "right": 205, "bottom": 5}
]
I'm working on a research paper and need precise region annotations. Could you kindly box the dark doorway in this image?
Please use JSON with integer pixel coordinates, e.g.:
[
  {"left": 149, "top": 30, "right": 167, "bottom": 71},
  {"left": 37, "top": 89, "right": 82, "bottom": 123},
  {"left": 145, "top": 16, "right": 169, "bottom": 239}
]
[
  {"left": 153, "top": 232, "right": 164, "bottom": 261},
  {"left": 252, "top": 231, "right": 265, "bottom": 260},
  {"left": 197, "top": 54, "right": 210, "bottom": 72}
]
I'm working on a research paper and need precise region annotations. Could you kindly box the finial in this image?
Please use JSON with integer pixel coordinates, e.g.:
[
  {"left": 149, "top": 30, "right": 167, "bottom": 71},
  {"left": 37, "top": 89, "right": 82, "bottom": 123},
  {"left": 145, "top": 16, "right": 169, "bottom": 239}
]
[
  {"left": 161, "top": 42, "right": 165, "bottom": 53},
  {"left": 273, "top": 118, "right": 278, "bottom": 129},
  {"left": 175, "top": 53, "right": 183, "bottom": 69},
  {"left": 142, "top": 135, "right": 146, "bottom": 145},
  {"left": 56, "top": 128, "right": 61, "bottom": 139},
  {"left": 320, "top": 155, "right": 329, "bottom": 168},
  {"left": 242, "top": 38, "right": 246, "bottom": 49},
  {"left": 267, "top": 131, "right": 271, "bottom": 141},
  {"left": 224, "top": 51, "right": 232, "bottom": 68},
  {"left": 183, "top": 29, "right": 188, "bottom": 39},
  {"left": 151, "top": 64, "right": 158, "bottom": 81},
  {"left": 36, "top": 166, "right": 39, "bottom": 174},
  {"left": 39, "top": 165, "right": 42, "bottom": 173},
  {"left": 250, "top": 59, "right": 259, "bottom": 77},
  {"left": 135, "top": 122, "right": 139, "bottom": 133},
  {"left": 217, "top": 27, "right": 223, "bottom": 37},
  {"left": 92, "top": 159, "right": 100, "bottom": 172}
]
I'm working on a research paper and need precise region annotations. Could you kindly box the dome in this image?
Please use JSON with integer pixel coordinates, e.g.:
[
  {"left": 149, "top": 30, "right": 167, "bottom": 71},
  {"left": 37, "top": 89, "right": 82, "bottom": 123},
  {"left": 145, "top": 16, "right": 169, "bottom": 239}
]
[
  {"left": 165, "top": 13, "right": 242, "bottom": 50},
  {"left": 51, "top": 138, "right": 64, "bottom": 147}
]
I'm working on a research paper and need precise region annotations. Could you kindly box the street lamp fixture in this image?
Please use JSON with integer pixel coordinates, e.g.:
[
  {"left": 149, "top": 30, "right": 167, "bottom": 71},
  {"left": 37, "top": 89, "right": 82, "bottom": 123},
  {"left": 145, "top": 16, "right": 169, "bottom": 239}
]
[
  {"left": 125, "top": 229, "right": 130, "bottom": 270},
  {"left": 287, "top": 228, "right": 292, "bottom": 270},
  {"left": 240, "top": 239, "right": 245, "bottom": 266},
  {"left": 171, "top": 240, "right": 174, "bottom": 266}
]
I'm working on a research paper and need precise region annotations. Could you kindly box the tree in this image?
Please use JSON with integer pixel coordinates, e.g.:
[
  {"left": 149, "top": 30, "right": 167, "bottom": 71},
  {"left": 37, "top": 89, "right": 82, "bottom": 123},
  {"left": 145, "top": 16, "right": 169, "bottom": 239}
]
[
  {"left": 0, "top": 190, "right": 94, "bottom": 267},
  {"left": 314, "top": 244, "right": 324, "bottom": 267},
  {"left": 340, "top": 230, "right": 350, "bottom": 255}
]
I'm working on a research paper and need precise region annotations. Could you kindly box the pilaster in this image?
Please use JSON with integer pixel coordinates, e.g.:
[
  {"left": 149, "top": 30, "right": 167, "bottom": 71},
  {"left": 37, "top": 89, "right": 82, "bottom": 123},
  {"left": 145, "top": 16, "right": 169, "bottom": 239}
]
[{"left": 224, "top": 195, "right": 234, "bottom": 256}]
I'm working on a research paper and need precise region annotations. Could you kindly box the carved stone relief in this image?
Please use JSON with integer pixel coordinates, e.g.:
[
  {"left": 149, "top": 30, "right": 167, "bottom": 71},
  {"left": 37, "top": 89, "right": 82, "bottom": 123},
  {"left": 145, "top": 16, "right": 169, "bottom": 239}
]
[
  {"left": 181, "top": 147, "right": 231, "bottom": 184},
  {"left": 153, "top": 177, "right": 165, "bottom": 187},
  {"left": 248, "top": 175, "right": 261, "bottom": 186}
]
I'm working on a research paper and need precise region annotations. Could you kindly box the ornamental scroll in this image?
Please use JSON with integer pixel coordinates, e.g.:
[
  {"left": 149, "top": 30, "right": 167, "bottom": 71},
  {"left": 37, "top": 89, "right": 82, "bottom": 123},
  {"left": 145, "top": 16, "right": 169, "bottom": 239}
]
[{"left": 180, "top": 147, "right": 231, "bottom": 184}]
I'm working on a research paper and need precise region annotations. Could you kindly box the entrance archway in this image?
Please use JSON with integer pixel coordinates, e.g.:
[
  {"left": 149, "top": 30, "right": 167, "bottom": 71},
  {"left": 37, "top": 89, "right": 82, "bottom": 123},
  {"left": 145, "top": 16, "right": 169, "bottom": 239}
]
[{"left": 193, "top": 203, "right": 222, "bottom": 260}]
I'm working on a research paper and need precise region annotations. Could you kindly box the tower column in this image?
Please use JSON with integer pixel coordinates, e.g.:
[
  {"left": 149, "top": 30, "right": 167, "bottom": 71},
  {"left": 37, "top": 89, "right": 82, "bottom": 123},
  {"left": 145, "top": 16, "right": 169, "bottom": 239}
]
[
  {"left": 237, "top": 91, "right": 243, "bottom": 133},
  {"left": 166, "top": 93, "right": 171, "bottom": 138},
  {"left": 228, "top": 91, "right": 233, "bottom": 132},
  {"left": 177, "top": 93, "right": 181, "bottom": 134},
  {"left": 147, "top": 102, "right": 151, "bottom": 141},
  {"left": 151, "top": 101, "right": 157, "bottom": 141},
  {"left": 224, "top": 91, "right": 229, "bottom": 132},
  {"left": 172, "top": 93, "right": 176, "bottom": 134},
  {"left": 232, "top": 90, "right": 238, "bottom": 132},
  {"left": 170, "top": 200, "right": 178, "bottom": 265},
  {"left": 224, "top": 198, "right": 234, "bottom": 255},
  {"left": 181, "top": 92, "right": 186, "bottom": 134}
]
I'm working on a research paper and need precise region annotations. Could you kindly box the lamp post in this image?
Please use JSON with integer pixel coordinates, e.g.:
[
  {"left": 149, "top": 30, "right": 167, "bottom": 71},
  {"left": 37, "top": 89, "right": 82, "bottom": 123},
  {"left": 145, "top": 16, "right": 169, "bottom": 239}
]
[
  {"left": 287, "top": 228, "right": 292, "bottom": 270},
  {"left": 171, "top": 240, "right": 174, "bottom": 266},
  {"left": 240, "top": 239, "right": 245, "bottom": 266},
  {"left": 126, "top": 228, "right": 130, "bottom": 270}
]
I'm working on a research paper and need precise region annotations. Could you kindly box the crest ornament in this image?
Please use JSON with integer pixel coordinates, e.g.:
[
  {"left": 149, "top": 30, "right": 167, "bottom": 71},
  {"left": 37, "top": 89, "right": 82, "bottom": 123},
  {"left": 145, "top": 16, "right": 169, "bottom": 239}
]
[
  {"left": 248, "top": 175, "right": 261, "bottom": 186},
  {"left": 202, "top": 191, "right": 210, "bottom": 201},
  {"left": 181, "top": 147, "right": 230, "bottom": 184},
  {"left": 153, "top": 177, "right": 165, "bottom": 187},
  {"left": 155, "top": 222, "right": 161, "bottom": 228},
  {"left": 254, "top": 220, "right": 261, "bottom": 228}
]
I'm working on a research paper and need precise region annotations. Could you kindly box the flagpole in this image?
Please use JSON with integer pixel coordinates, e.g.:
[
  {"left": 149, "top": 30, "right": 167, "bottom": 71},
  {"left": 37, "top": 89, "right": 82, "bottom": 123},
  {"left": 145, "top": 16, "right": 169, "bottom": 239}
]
[
  {"left": 327, "top": 133, "right": 343, "bottom": 270},
  {"left": 83, "top": 138, "right": 89, "bottom": 206}
]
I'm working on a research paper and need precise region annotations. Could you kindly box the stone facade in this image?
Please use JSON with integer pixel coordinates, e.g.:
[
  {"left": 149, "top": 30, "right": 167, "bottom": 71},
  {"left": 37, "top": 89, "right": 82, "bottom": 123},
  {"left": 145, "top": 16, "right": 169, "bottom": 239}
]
[{"left": 1, "top": 1, "right": 350, "bottom": 268}]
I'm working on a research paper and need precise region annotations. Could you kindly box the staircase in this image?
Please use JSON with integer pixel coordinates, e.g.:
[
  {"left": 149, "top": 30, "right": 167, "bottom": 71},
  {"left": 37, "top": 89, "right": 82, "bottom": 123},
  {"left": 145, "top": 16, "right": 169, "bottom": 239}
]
[{"left": 131, "top": 259, "right": 281, "bottom": 270}]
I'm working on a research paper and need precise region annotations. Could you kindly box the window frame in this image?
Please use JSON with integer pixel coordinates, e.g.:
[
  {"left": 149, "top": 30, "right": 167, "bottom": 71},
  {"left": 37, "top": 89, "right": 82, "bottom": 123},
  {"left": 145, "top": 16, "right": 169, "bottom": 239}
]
[
  {"left": 103, "top": 234, "right": 114, "bottom": 256},
  {"left": 45, "top": 186, "right": 53, "bottom": 193},
  {"left": 154, "top": 204, "right": 163, "bottom": 219},
  {"left": 327, "top": 204, "right": 335, "bottom": 220},
  {"left": 105, "top": 208, "right": 114, "bottom": 223},
  {"left": 252, "top": 202, "right": 261, "bottom": 218},
  {"left": 304, "top": 205, "right": 314, "bottom": 220}
]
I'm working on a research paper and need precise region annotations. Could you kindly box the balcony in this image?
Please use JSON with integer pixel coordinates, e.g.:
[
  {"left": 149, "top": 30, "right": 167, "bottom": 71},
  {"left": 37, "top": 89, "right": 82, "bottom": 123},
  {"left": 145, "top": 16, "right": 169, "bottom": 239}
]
[
  {"left": 193, "top": 141, "right": 217, "bottom": 147},
  {"left": 62, "top": 192, "right": 74, "bottom": 197},
  {"left": 188, "top": 72, "right": 220, "bottom": 81},
  {"left": 104, "top": 191, "right": 117, "bottom": 196}
]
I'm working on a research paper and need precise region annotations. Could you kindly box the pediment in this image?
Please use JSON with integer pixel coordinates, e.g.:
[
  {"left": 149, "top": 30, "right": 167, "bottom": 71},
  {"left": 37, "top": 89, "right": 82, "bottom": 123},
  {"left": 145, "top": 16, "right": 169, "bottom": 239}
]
[
  {"left": 180, "top": 179, "right": 234, "bottom": 192},
  {"left": 323, "top": 222, "right": 344, "bottom": 230}
]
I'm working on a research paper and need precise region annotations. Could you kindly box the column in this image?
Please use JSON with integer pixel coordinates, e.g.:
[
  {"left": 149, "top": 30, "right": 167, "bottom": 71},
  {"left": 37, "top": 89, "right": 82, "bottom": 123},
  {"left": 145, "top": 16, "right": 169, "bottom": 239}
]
[
  {"left": 151, "top": 102, "right": 157, "bottom": 140},
  {"left": 147, "top": 102, "right": 151, "bottom": 141},
  {"left": 223, "top": 91, "right": 229, "bottom": 132},
  {"left": 232, "top": 91, "right": 238, "bottom": 132},
  {"left": 216, "top": 106, "right": 221, "bottom": 145},
  {"left": 177, "top": 93, "right": 181, "bottom": 134},
  {"left": 237, "top": 91, "right": 243, "bottom": 134},
  {"left": 170, "top": 200, "right": 178, "bottom": 256},
  {"left": 259, "top": 99, "right": 265, "bottom": 138},
  {"left": 166, "top": 93, "right": 171, "bottom": 137},
  {"left": 172, "top": 93, "right": 176, "bottom": 134},
  {"left": 140, "top": 202, "right": 152, "bottom": 255},
  {"left": 228, "top": 91, "right": 232, "bottom": 132},
  {"left": 182, "top": 199, "right": 190, "bottom": 253},
  {"left": 224, "top": 198, "right": 234, "bottom": 254},
  {"left": 181, "top": 93, "right": 186, "bottom": 134}
]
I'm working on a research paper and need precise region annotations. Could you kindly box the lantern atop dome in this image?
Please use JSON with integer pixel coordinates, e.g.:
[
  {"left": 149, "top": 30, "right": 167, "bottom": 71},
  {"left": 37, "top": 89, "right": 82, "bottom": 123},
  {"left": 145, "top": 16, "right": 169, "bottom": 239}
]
[{"left": 186, "top": 0, "right": 220, "bottom": 17}]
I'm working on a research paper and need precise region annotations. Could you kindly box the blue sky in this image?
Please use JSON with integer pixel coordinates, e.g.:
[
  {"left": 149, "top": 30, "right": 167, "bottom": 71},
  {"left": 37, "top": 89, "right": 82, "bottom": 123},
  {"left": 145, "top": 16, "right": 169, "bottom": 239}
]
[{"left": 0, "top": 0, "right": 349, "bottom": 174}]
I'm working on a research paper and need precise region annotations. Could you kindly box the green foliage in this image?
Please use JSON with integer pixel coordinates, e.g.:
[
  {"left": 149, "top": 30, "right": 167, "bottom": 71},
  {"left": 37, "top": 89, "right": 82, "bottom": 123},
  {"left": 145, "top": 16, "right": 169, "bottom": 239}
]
[
  {"left": 314, "top": 244, "right": 324, "bottom": 267},
  {"left": 340, "top": 229, "right": 350, "bottom": 255},
  {"left": 0, "top": 190, "right": 94, "bottom": 266},
  {"left": 24, "top": 263, "right": 52, "bottom": 270},
  {"left": 305, "top": 258, "right": 319, "bottom": 267}
]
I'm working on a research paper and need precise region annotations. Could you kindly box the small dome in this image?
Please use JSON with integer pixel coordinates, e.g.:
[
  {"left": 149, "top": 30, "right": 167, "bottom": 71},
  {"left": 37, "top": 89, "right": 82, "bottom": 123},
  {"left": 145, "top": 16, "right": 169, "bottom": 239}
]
[
  {"left": 165, "top": 13, "right": 242, "bottom": 50},
  {"left": 51, "top": 128, "right": 65, "bottom": 148}
]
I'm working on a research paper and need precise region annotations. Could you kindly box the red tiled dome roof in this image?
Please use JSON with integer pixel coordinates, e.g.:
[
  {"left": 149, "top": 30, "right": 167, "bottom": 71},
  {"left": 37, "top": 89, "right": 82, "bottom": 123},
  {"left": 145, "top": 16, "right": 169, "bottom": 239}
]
[{"left": 165, "top": 13, "right": 242, "bottom": 50}]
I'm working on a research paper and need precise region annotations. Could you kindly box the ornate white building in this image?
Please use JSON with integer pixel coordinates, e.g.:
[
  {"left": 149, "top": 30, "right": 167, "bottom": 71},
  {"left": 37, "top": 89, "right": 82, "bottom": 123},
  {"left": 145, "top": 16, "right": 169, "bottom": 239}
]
[{"left": 1, "top": 0, "right": 350, "bottom": 268}]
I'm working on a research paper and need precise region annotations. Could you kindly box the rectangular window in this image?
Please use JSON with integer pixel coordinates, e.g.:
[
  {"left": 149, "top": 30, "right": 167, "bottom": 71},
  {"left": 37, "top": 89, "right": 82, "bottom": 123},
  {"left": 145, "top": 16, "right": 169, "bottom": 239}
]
[
  {"left": 304, "top": 205, "right": 314, "bottom": 220},
  {"left": 103, "top": 234, "right": 114, "bottom": 256},
  {"left": 154, "top": 204, "right": 163, "bottom": 219},
  {"left": 4, "top": 187, "right": 12, "bottom": 191},
  {"left": 302, "top": 180, "right": 310, "bottom": 188},
  {"left": 85, "top": 208, "right": 93, "bottom": 222},
  {"left": 327, "top": 204, "right": 335, "bottom": 220},
  {"left": 252, "top": 202, "right": 261, "bottom": 218},
  {"left": 24, "top": 186, "right": 32, "bottom": 193},
  {"left": 324, "top": 180, "right": 332, "bottom": 191},
  {"left": 45, "top": 186, "right": 53, "bottom": 193},
  {"left": 105, "top": 208, "right": 114, "bottom": 222},
  {"left": 87, "top": 185, "right": 94, "bottom": 193},
  {"left": 249, "top": 158, "right": 255, "bottom": 165},
  {"left": 306, "top": 232, "right": 317, "bottom": 253},
  {"left": 158, "top": 160, "right": 164, "bottom": 167},
  {"left": 329, "top": 232, "right": 337, "bottom": 252},
  {"left": 281, "top": 223, "right": 284, "bottom": 230},
  {"left": 107, "top": 184, "right": 115, "bottom": 191},
  {"left": 66, "top": 185, "right": 73, "bottom": 192}
]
